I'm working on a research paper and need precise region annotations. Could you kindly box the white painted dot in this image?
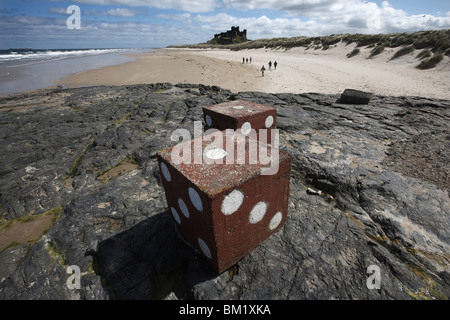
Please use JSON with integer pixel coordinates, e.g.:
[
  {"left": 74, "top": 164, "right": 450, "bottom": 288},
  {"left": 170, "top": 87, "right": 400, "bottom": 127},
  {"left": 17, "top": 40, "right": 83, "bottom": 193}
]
[
  {"left": 160, "top": 162, "right": 171, "bottom": 182},
  {"left": 171, "top": 207, "right": 181, "bottom": 224},
  {"left": 205, "top": 148, "right": 227, "bottom": 160},
  {"left": 198, "top": 237, "right": 211, "bottom": 259},
  {"left": 269, "top": 212, "right": 283, "bottom": 230},
  {"left": 265, "top": 115, "right": 274, "bottom": 128},
  {"left": 178, "top": 198, "right": 189, "bottom": 218},
  {"left": 249, "top": 202, "right": 268, "bottom": 224},
  {"left": 232, "top": 105, "right": 244, "bottom": 110},
  {"left": 241, "top": 122, "right": 252, "bottom": 135},
  {"left": 205, "top": 114, "right": 212, "bottom": 126},
  {"left": 221, "top": 189, "right": 244, "bottom": 216},
  {"left": 189, "top": 187, "right": 203, "bottom": 212}
]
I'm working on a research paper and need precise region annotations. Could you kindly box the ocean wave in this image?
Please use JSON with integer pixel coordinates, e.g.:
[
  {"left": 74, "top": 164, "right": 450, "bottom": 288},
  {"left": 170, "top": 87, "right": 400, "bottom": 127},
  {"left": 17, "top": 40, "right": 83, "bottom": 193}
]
[{"left": 0, "top": 48, "right": 134, "bottom": 64}]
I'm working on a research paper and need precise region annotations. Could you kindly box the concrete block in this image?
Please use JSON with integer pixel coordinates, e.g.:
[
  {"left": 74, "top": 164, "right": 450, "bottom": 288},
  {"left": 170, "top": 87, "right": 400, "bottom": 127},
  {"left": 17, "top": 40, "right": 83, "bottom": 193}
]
[
  {"left": 203, "top": 100, "right": 277, "bottom": 144},
  {"left": 157, "top": 130, "right": 292, "bottom": 273}
]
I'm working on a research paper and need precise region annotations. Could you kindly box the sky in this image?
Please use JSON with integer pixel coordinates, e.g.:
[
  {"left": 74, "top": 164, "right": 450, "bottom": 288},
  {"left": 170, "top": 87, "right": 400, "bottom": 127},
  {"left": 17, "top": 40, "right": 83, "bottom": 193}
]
[{"left": 1, "top": 0, "right": 449, "bottom": 49}]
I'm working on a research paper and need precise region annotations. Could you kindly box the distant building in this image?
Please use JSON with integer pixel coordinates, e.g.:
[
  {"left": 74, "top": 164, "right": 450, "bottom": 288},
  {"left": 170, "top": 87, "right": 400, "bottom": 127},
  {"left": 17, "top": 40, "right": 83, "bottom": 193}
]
[{"left": 211, "top": 26, "right": 248, "bottom": 45}]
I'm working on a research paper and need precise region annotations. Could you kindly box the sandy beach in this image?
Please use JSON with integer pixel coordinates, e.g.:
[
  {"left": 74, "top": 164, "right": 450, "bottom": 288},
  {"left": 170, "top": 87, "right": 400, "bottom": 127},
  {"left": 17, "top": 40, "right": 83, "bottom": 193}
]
[{"left": 56, "top": 42, "right": 450, "bottom": 99}]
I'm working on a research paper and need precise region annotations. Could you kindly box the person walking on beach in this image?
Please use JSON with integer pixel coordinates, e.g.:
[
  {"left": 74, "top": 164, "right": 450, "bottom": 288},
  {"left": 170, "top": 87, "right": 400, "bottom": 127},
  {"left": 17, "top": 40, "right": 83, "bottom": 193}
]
[
  {"left": 268, "top": 61, "right": 272, "bottom": 70},
  {"left": 243, "top": 57, "right": 245, "bottom": 64},
  {"left": 261, "top": 65, "right": 266, "bottom": 77},
  {"left": 250, "top": 57, "right": 252, "bottom": 64},
  {"left": 274, "top": 61, "right": 278, "bottom": 70}
]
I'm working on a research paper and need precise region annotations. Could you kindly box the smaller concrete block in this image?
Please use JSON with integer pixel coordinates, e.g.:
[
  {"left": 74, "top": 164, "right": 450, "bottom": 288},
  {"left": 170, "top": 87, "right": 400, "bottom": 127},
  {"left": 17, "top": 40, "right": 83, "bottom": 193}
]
[{"left": 203, "top": 100, "right": 277, "bottom": 144}]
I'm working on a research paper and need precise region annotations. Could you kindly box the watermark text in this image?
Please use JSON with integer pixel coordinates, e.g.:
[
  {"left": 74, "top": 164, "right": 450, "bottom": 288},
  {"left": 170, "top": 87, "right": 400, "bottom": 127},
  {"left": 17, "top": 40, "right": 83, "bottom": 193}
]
[
  {"left": 366, "top": 264, "right": 381, "bottom": 290},
  {"left": 66, "top": 5, "right": 81, "bottom": 30},
  {"left": 170, "top": 121, "right": 280, "bottom": 175}
]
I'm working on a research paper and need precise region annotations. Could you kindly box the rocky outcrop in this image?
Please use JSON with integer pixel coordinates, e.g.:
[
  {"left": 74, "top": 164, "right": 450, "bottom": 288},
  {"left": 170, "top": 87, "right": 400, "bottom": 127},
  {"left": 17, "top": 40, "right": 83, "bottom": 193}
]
[
  {"left": 0, "top": 84, "right": 448, "bottom": 300},
  {"left": 339, "top": 89, "right": 373, "bottom": 104}
]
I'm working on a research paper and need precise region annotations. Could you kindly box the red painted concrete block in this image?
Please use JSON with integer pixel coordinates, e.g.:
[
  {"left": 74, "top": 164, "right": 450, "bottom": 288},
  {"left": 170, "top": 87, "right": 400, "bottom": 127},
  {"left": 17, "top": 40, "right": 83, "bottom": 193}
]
[
  {"left": 203, "top": 100, "right": 277, "bottom": 144},
  {"left": 157, "top": 130, "right": 292, "bottom": 274}
]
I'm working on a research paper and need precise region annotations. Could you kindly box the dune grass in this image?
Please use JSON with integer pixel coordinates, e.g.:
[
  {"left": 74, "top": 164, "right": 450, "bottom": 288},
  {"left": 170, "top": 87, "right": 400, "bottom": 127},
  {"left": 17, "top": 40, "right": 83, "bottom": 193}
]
[
  {"left": 417, "top": 49, "right": 432, "bottom": 60},
  {"left": 369, "top": 44, "right": 385, "bottom": 58},
  {"left": 172, "top": 29, "right": 449, "bottom": 52},
  {"left": 391, "top": 45, "right": 415, "bottom": 60},
  {"left": 170, "top": 29, "right": 449, "bottom": 69},
  {"left": 346, "top": 48, "right": 360, "bottom": 58},
  {"left": 416, "top": 53, "right": 444, "bottom": 69}
]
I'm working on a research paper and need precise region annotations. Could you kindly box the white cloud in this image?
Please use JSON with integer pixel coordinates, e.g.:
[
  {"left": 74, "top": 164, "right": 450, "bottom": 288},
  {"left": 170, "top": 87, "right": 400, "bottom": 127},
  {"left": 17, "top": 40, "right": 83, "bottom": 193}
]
[
  {"left": 48, "top": 7, "right": 68, "bottom": 15},
  {"left": 105, "top": 8, "right": 140, "bottom": 17},
  {"left": 49, "top": 6, "right": 141, "bottom": 17},
  {"left": 222, "top": 0, "right": 343, "bottom": 14},
  {"left": 67, "top": 0, "right": 217, "bottom": 13},
  {"left": 0, "top": 11, "right": 206, "bottom": 48},
  {"left": 221, "top": 0, "right": 450, "bottom": 34},
  {"left": 195, "top": 13, "right": 320, "bottom": 39},
  {"left": 377, "top": 2, "right": 450, "bottom": 32},
  {"left": 82, "top": 8, "right": 141, "bottom": 17},
  {"left": 47, "top": 0, "right": 450, "bottom": 42},
  {"left": 4, "top": 0, "right": 450, "bottom": 49},
  {"left": 157, "top": 13, "right": 192, "bottom": 22}
]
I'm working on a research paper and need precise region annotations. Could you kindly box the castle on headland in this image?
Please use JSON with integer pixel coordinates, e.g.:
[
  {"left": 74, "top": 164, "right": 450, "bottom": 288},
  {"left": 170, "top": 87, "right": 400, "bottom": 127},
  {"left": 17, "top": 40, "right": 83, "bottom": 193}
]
[{"left": 210, "top": 26, "right": 248, "bottom": 45}]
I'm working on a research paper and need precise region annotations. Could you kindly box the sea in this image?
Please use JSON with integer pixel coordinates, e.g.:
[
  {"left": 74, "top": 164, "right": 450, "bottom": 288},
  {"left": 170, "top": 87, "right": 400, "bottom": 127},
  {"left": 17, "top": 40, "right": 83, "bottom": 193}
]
[{"left": 0, "top": 48, "right": 152, "bottom": 95}]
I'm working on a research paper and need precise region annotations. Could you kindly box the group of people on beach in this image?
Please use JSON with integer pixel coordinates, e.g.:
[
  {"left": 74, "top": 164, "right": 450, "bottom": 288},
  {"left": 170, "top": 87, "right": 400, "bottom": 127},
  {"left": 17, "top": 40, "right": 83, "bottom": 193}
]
[
  {"left": 241, "top": 57, "right": 278, "bottom": 76},
  {"left": 260, "top": 60, "right": 277, "bottom": 77}
]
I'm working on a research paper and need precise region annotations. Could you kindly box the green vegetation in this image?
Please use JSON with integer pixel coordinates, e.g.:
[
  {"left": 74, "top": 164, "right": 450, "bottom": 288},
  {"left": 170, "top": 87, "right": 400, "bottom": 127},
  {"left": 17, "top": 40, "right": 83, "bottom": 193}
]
[
  {"left": 346, "top": 48, "right": 360, "bottom": 58},
  {"left": 46, "top": 206, "right": 63, "bottom": 227},
  {"left": 0, "top": 206, "right": 62, "bottom": 253},
  {"left": 46, "top": 239, "right": 67, "bottom": 266},
  {"left": 416, "top": 52, "right": 444, "bottom": 69},
  {"left": 171, "top": 29, "right": 449, "bottom": 69},
  {"left": 157, "top": 102, "right": 174, "bottom": 125},
  {"left": 391, "top": 45, "right": 415, "bottom": 60},
  {"left": 113, "top": 111, "right": 132, "bottom": 125},
  {"left": 401, "top": 264, "right": 448, "bottom": 300},
  {"left": 172, "top": 29, "right": 449, "bottom": 52},
  {"left": 65, "top": 138, "right": 94, "bottom": 179},
  {"left": 207, "top": 35, "right": 247, "bottom": 45},
  {"left": 0, "top": 211, "right": 53, "bottom": 234},
  {"left": 416, "top": 49, "right": 432, "bottom": 60},
  {"left": 96, "top": 157, "right": 139, "bottom": 184},
  {"left": 369, "top": 44, "right": 385, "bottom": 58}
]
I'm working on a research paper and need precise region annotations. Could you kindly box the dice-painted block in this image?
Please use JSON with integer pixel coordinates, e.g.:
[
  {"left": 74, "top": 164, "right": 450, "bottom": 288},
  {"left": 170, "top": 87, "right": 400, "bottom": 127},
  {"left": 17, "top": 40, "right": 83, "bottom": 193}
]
[
  {"left": 203, "top": 100, "right": 277, "bottom": 144},
  {"left": 157, "top": 131, "right": 292, "bottom": 273}
]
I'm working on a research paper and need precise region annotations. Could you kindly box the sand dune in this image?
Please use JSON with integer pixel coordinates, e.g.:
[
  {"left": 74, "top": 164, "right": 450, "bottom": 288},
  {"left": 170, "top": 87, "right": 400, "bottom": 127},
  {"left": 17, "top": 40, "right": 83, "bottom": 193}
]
[{"left": 56, "top": 42, "right": 450, "bottom": 99}]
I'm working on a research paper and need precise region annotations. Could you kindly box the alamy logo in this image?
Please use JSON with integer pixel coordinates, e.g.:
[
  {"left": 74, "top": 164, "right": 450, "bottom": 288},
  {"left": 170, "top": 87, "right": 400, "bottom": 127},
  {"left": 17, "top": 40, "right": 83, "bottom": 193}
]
[
  {"left": 66, "top": 5, "right": 81, "bottom": 30},
  {"left": 66, "top": 265, "right": 81, "bottom": 289},
  {"left": 170, "top": 121, "right": 280, "bottom": 175},
  {"left": 366, "top": 265, "right": 381, "bottom": 290}
]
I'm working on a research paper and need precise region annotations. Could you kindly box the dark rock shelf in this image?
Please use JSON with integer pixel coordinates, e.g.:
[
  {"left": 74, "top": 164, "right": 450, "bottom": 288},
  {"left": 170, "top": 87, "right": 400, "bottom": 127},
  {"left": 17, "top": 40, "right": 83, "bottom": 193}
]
[{"left": 0, "top": 83, "right": 448, "bottom": 300}]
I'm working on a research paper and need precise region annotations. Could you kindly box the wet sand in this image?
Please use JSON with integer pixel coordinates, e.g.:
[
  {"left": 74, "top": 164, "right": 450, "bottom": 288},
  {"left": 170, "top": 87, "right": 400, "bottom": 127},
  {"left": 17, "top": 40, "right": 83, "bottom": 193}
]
[
  {"left": 0, "top": 52, "right": 137, "bottom": 95},
  {"left": 57, "top": 49, "right": 266, "bottom": 93}
]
